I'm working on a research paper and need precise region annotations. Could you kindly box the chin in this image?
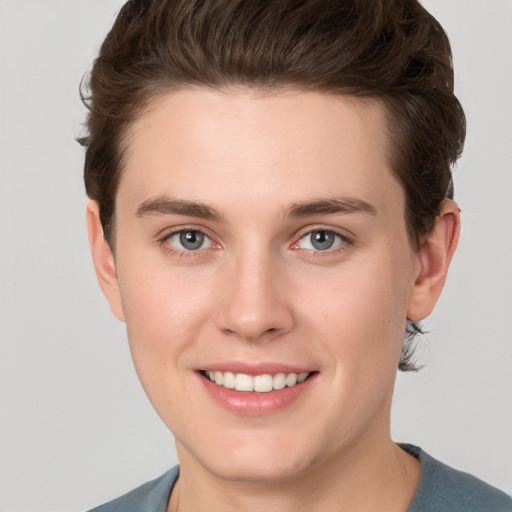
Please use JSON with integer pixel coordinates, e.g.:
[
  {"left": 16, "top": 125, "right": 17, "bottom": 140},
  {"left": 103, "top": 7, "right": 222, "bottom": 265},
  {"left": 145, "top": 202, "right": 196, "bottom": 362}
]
[
  {"left": 180, "top": 429, "right": 319, "bottom": 484},
  {"left": 203, "top": 453, "right": 312, "bottom": 484}
]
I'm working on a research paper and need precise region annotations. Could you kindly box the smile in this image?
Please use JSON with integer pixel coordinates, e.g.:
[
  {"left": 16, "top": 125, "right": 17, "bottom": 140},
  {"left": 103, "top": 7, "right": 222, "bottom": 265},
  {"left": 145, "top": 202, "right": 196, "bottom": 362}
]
[{"left": 203, "top": 370, "right": 310, "bottom": 392}]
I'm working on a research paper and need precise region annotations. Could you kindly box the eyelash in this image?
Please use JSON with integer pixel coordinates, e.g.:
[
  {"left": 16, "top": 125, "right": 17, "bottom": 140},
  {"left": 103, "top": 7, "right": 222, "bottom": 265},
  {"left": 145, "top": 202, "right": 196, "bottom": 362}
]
[{"left": 159, "top": 227, "right": 353, "bottom": 258}]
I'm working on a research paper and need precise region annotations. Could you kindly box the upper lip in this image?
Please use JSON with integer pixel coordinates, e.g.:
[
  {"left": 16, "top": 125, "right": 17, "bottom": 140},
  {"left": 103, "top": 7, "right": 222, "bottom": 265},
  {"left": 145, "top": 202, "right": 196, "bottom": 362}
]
[{"left": 197, "top": 362, "right": 315, "bottom": 375}]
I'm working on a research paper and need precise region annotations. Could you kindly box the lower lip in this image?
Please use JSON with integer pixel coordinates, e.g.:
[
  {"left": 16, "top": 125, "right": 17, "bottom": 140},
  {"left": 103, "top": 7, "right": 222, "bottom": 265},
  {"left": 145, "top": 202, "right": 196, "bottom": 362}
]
[{"left": 198, "top": 372, "right": 316, "bottom": 416}]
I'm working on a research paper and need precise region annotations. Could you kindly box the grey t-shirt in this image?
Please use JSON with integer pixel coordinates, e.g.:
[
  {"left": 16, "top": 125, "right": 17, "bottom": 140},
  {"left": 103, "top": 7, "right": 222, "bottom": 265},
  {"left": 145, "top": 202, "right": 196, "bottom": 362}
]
[{"left": 88, "top": 445, "right": 512, "bottom": 511}]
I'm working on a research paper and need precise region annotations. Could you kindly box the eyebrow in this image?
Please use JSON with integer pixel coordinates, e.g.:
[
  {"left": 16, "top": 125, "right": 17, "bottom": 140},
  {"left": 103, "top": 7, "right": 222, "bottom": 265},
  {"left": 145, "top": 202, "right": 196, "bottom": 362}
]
[
  {"left": 135, "top": 195, "right": 377, "bottom": 222},
  {"left": 135, "top": 196, "right": 225, "bottom": 221},
  {"left": 284, "top": 197, "right": 377, "bottom": 218}
]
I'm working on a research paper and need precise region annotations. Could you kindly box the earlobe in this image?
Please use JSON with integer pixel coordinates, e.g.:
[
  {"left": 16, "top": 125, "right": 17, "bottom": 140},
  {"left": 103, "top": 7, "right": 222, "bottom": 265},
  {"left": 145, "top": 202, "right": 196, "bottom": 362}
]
[
  {"left": 407, "top": 199, "right": 460, "bottom": 321},
  {"left": 86, "top": 200, "right": 125, "bottom": 322}
]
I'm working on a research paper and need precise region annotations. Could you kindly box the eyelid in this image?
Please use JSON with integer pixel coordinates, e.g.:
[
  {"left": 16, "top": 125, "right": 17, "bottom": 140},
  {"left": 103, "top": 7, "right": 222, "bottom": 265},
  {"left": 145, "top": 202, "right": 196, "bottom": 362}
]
[
  {"left": 158, "top": 223, "right": 218, "bottom": 241},
  {"left": 291, "top": 224, "right": 353, "bottom": 242},
  {"left": 290, "top": 220, "right": 357, "bottom": 239}
]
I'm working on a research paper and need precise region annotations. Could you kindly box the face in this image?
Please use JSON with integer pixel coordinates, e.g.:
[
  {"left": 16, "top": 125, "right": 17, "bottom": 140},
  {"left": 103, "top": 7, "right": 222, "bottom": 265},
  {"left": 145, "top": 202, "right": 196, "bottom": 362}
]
[{"left": 95, "top": 89, "right": 425, "bottom": 482}]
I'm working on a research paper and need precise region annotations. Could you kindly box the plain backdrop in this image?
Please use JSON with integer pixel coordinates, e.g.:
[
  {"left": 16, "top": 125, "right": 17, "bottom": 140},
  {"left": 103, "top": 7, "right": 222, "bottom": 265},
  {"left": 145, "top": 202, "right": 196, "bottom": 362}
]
[{"left": 0, "top": 1, "right": 511, "bottom": 511}]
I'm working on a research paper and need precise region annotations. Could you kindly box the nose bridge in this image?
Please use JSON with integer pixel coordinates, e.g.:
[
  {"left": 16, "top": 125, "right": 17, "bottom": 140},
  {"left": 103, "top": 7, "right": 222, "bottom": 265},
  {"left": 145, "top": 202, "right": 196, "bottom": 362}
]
[{"left": 215, "top": 241, "right": 294, "bottom": 342}]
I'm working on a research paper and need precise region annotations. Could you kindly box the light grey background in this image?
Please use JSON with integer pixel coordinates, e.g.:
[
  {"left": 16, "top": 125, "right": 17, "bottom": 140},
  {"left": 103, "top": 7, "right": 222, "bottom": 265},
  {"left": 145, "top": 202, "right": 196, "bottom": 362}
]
[{"left": 0, "top": 1, "right": 510, "bottom": 511}]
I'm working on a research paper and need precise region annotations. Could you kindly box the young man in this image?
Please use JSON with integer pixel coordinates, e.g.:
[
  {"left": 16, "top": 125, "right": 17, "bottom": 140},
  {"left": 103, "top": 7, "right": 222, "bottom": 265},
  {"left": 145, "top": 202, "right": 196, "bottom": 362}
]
[{"left": 81, "top": 1, "right": 511, "bottom": 510}]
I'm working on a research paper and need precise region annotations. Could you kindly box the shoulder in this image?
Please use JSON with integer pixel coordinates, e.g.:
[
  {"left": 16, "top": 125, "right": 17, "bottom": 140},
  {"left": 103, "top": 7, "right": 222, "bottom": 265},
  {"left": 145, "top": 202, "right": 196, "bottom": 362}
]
[
  {"left": 87, "top": 466, "right": 179, "bottom": 512},
  {"left": 402, "top": 445, "right": 512, "bottom": 512}
]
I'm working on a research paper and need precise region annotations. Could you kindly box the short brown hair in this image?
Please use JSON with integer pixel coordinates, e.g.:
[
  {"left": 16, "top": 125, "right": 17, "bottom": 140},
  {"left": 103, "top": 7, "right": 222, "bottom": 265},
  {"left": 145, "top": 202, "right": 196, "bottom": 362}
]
[{"left": 79, "top": 0, "right": 466, "bottom": 371}]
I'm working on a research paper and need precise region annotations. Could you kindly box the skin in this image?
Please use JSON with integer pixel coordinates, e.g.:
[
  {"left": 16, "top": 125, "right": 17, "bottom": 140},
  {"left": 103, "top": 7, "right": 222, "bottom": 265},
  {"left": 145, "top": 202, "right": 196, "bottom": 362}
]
[{"left": 87, "top": 88, "right": 459, "bottom": 512}]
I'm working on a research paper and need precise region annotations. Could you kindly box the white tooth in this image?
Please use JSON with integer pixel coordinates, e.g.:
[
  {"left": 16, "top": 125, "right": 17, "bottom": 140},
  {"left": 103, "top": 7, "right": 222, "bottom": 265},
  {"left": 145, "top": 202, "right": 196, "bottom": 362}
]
[
  {"left": 273, "top": 373, "right": 286, "bottom": 390},
  {"left": 285, "top": 373, "right": 298, "bottom": 387},
  {"left": 214, "top": 371, "right": 224, "bottom": 385},
  {"left": 223, "top": 371, "right": 235, "bottom": 389},
  {"left": 208, "top": 371, "right": 215, "bottom": 381},
  {"left": 253, "top": 374, "right": 273, "bottom": 392},
  {"left": 297, "top": 372, "right": 309, "bottom": 383},
  {"left": 235, "top": 373, "right": 254, "bottom": 391}
]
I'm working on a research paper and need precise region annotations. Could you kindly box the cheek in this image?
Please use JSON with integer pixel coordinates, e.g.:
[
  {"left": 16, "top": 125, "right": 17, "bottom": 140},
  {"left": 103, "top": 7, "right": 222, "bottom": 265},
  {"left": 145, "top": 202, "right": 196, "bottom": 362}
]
[
  {"left": 116, "top": 256, "right": 216, "bottom": 376},
  {"left": 116, "top": 262, "right": 220, "bottom": 428},
  {"left": 299, "top": 249, "right": 414, "bottom": 372}
]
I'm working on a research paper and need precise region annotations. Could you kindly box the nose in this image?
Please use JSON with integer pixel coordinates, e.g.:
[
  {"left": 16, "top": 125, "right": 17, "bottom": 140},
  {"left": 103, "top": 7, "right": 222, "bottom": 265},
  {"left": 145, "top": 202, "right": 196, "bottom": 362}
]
[{"left": 215, "top": 249, "right": 295, "bottom": 343}]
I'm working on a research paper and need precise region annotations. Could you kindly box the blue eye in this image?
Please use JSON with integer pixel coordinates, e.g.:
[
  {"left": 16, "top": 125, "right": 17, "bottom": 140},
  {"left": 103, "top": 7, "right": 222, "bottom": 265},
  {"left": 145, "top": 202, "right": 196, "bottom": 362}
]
[
  {"left": 298, "top": 230, "right": 343, "bottom": 251},
  {"left": 166, "top": 230, "right": 213, "bottom": 251}
]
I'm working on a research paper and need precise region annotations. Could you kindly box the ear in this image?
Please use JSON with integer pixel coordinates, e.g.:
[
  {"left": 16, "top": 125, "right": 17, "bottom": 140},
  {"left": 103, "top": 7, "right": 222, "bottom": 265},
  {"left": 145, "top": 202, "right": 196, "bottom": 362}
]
[
  {"left": 86, "top": 200, "right": 125, "bottom": 322},
  {"left": 407, "top": 199, "right": 460, "bottom": 321}
]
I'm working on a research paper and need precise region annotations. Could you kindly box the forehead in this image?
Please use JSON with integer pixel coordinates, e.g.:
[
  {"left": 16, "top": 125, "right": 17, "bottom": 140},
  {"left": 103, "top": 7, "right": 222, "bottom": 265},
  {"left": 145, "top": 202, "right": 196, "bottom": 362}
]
[{"left": 118, "top": 88, "right": 401, "bottom": 218}]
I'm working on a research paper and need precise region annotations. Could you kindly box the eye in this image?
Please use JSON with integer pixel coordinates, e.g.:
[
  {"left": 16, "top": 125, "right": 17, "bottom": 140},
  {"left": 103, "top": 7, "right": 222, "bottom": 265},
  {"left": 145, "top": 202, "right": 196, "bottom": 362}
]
[
  {"left": 165, "top": 230, "right": 213, "bottom": 251},
  {"left": 296, "top": 230, "right": 344, "bottom": 251}
]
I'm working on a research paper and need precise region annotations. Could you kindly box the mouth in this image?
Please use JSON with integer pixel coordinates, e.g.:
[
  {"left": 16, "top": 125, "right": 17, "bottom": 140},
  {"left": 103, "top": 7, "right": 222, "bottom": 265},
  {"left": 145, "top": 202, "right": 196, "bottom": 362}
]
[
  {"left": 201, "top": 370, "right": 312, "bottom": 393},
  {"left": 197, "top": 364, "right": 318, "bottom": 415}
]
